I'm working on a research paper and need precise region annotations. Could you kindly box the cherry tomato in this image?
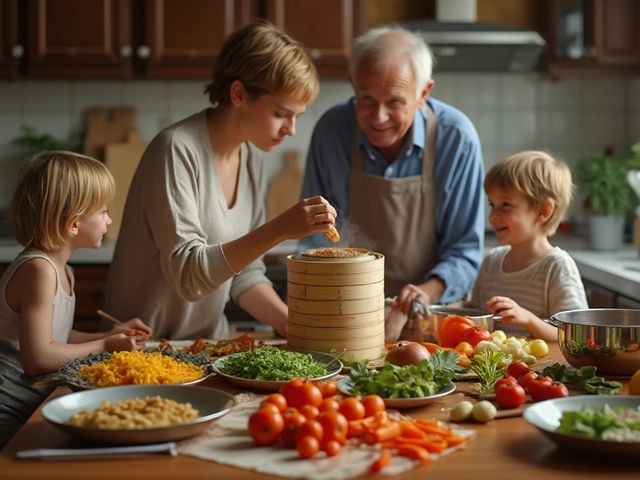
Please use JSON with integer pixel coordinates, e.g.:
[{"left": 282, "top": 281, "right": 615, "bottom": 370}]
[
  {"left": 454, "top": 341, "right": 474, "bottom": 358},
  {"left": 518, "top": 371, "right": 540, "bottom": 390},
  {"left": 295, "top": 418, "right": 324, "bottom": 443},
  {"left": 314, "top": 380, "right": 339, "bottom": 398},
  {"left": 495, "top": 382, "right": 526, "bottom": 409},
  {"left": 360, "top": 395, "right": 386, "bottom": 417},
  {"left": 338, "top": 397, "right": 366, "bottom": 421},
  {"left": 318, "top": 397, "right": 341, "bottom": 413},
  {"left": 258, "top": 402, "right": 281, "bottom": 416},
  {"left": 248, "top": 407, "right": 284, "bottom": 446},
  {"left": 494, "top": 374, "right": 518, "bottom": 393},
  {"left": 543, "top": 381, "right": 570, "bottom": 399},
  {"left": 437, "top": 315, "right": 476, "bottom": 348},
  {"left": 528, "top": 375, "right": 554, "bottom": 401},
  {"left": 262, "top": 393, "right": 287, "bottom": 412},
  {"left": 299, "top": 404, "right": 320, "bottom": 420},
  {"left": 317, "top": 410, "right": 348, "bottom": 445},
  {"left": 461, "top": 325, "right": 492, "bottom": 348},
  {"left": 297, "top": 435, "right": 320, "bottom": 459},
  {"left": 323, "top": 440, "right": 341, "bottom": 457},
  {"left": 506, "top": 360, "right": 530, "bottom": 380},
  {"left": 280, "top": 411, "right": 307, "bottom": 447},
  {"left": 280, "top": 379, "right": 323, "bottom": 409}
]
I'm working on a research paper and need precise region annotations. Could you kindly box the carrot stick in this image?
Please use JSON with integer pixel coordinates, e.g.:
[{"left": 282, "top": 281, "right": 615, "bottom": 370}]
[
  {"left": 394, "top": 435, "right": 448, "bottom": 453},
  {"left": 399, "top": 420, "right": 427, "bottom": 439},
  {"left": 347, "top": 420, "right": 366, "bottom": 438},
  {"left": 414, "top": 420, "right": 456, "bottom": 437},
  {"left": 369, "top": 449, "right": 392, "bottom": 473},
  {"left": 394, "top": 443, "right": 432, "bottom": 464},
  {"left": 444, "top": 434, "right": 468, "bottom": 447},
  {"left": 363, "top": 422, "right": 402, "bottom": 444}
]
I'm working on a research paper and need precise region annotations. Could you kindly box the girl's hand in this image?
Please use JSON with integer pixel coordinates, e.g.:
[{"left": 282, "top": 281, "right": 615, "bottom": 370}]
[
  {"left": 110, "top": 317, "right": 153, "bottom": 337},
  {"left": 270, "top": 196, "right": 337, "bottom": 240},
  {"left": 485, "top": 296, "right": 529, "bottom": 326},
  {"left": 104, "top": 332, "right": 147, "bottom": 352}
]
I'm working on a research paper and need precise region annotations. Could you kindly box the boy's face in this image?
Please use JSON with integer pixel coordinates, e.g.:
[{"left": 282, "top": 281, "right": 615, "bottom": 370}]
[{"left": 486, "top": 186, "right": 542, "bottom": 245}]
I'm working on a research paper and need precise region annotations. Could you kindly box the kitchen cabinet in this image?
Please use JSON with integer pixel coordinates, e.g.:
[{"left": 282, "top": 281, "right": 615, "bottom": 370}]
[
  {"left": 20, "top": 0, "right": 366, "bottom": 80},
  {"left": 583, "top": 279, "right": 617, "bottom": 308},
  {"left": 543, "top": 0, "right": 640, "bottom": 77},
  {"left": 0, "top": 0, "right": 21, "bottom": 79},
  {"left": 615, "top": 294, "right": 640, "bottom": 309}
]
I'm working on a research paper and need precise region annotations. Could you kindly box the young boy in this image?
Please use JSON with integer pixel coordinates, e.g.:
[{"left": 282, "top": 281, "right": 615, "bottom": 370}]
[{"left": 467, "top": 150, "right": 588, "bottom": 342}]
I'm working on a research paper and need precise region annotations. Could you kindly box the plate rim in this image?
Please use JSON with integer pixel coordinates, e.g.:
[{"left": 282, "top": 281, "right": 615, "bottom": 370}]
[{"left": 337, "top": 377, "right": 456, "bottom": 408}]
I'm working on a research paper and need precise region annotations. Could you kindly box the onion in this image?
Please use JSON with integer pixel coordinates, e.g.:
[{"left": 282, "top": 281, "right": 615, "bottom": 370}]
[{"left": 385, "top": 341, "right": 431, "bottom": 367}]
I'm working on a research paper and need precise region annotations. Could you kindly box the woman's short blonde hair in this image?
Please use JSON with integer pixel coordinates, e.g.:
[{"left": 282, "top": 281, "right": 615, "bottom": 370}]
[
  {"left": 484, "top": 150, "right": 574, "bottom": 235},
  {"left": 10, "top": 151, "right": 115, "bottom": 251},
  {"left": 204, "top": 20, "right": 319, "bottom": 107}
]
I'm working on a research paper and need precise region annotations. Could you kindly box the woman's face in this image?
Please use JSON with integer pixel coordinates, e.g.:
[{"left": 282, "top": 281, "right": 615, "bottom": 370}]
[{"left": 239, "top": 93, "right": 307, "bottom": 151}]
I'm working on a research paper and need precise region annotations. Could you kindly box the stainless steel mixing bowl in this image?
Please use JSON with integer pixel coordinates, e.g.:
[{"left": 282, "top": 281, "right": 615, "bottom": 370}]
[
  {"left": 547, "top": 309, "right": 640, "bottom": 377},
  {"left": 419, "top": 306, "right": 498, "bottom": 343}
]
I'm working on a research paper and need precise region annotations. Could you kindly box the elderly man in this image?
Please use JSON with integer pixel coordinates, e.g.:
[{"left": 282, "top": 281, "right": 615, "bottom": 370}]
[{"left": 300, "top": 26, "right": 485, "bottom": 328}]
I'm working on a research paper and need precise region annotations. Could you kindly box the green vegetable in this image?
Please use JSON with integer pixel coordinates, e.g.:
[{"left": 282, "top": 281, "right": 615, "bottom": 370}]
[
  {"left": 542, "top": 362, "right": 622, "bottom": 395},
  {"left": 557, "top": 404, "right": 640, "bottom": 440},
  {"left": 348, "top": 349, "right": 463, "bottom": 399},
  {"left": 217, "top": 346, "right": 328, "bottom": 381},
  {"left": 469, "top": 350, "right": 509, "bottom": 393},
  {"left": 11, "top": 126, "right": 84, "bottom": 153}
]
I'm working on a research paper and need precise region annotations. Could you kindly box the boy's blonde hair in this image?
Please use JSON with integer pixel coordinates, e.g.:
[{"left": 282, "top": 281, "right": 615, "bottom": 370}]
[
  {"left": 204, "top": 20, "right": 319, "bottom": 107},
  {"left": 484, "top": 150, "right": 574, "bottom": 235},
  {"left": 10, "top": 151, "right": 115, "bottom": 251}
]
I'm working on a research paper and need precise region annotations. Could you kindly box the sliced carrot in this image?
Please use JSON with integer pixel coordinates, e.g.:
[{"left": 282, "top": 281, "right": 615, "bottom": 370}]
[
  {"left": 364, "top": 421, "right": 402, "bottom": 444},
  {"left": 394, "top": 443, "right": 432, "bottom": 464},
  {"left": 444, "top": 434, "right": 468, "bottom": 447},
  {"left": 394, "top": 434, "right": 448, "bottom": 453},
  {"left": 399, "top": 420, "right": 427, "bottom": 439},
  {"left": 420, "top": 342, "right": 440, "bottom": 354},
  {"left": 369, "top": 449, "right": 392, "bottom": 473},
  {"left": 414, "top": 420, "right": 455, "bottom": 437},
  {"left": 347, "top": 420, "right": 366, "bottom": 438}
]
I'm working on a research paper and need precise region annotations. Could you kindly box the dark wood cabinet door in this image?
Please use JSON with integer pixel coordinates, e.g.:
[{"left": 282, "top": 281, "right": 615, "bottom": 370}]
[
  {"left": 26, "top": 0, "right": 132, "bottom": 78},
  {"left": 71, "top": 264, "right": 109, "bottom": 333},
  {"left": 582, "top": 279, "right": 617, "bottom": 308},
  {"left": 615, "top": 294, "right": 640, "bottom": 310},
  {"left": 594, "top": 0, "right": 640, "bottom": 67},
  {"left": 0, "top": 0, "right": 20, "bottom": 79},
  {"left": 140, "top": 0, "right": 259, "bottom": 78},
  {"left": 264, "top": 0, "right": 367, "bottom": 77}
]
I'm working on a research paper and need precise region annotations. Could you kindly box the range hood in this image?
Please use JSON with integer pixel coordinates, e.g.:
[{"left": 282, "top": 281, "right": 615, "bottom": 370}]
[{"left": 399, "top": 1, "right": 545, "bottom": 73}]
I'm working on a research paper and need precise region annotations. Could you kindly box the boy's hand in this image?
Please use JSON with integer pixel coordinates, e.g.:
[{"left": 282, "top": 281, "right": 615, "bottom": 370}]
[{"left": 485, "top": 296, "right": 530, "bottom": 326}]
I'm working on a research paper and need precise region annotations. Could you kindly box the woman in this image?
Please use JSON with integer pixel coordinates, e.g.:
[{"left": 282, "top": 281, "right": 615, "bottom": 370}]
[{"left": 103, "top": 21, "right": 336, "bottom": 340}]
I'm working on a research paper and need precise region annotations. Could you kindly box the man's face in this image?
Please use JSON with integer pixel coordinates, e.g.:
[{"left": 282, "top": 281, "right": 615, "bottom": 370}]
[{"left": 351, "top": 58, "right": 431, "bottom": 161}]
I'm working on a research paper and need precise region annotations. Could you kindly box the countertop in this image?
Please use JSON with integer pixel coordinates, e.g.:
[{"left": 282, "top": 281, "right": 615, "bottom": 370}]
[{"left": 2, "top": 235, "right": 640, "bottom": 301}]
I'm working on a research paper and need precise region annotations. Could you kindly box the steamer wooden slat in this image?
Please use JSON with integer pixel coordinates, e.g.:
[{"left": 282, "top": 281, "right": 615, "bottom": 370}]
[
  {"left": 288, "top": 295, "right": 384, "bottom": 314},
  {"left": 287, "top": 270, "right": 384, "bottom": 286},
  {"left": 287, "top": 281, "right": 384, "bottom": 300},
  {"left": 287, "top": 321, "right": 384, "bottom": 340},
  {"left": 286, "top": 253, "right": 384, "bottom": 274},
  {"left": 287, "top": 330, "right": 385, "bottom": 352},
  {"left": 288, "top": 310, "right": 385, "bottom": 327}
]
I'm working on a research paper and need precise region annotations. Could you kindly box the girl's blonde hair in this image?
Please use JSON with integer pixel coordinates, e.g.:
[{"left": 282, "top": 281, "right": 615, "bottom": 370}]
[
  {"left": 484, "top": 150, "right": 574, "bottom": 235},
  {"left": 10, "top": 151, "right": 115, "bottom": 251},
  {"left": 204, "top": 20, "right": 319, "bottom": 107}
]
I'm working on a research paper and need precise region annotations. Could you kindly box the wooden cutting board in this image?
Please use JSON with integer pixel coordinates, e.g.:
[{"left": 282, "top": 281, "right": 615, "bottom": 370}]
[
  {"left": 266, "top": 150, "right": 304, "bottom": 221},
  {"left": 83, "top": 107, "right": 137, "bottom": 161},
  {"left": 103, "top": 130, "right": 147, "bottom": 242}
]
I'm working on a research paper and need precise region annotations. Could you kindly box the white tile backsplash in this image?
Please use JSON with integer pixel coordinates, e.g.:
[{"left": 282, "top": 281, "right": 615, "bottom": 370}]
[{"left": 0, "top": 74, "right": 638, "bottom": 214}]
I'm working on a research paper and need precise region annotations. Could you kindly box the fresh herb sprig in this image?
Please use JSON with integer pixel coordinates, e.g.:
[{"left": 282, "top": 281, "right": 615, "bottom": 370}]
[
  {"left": 348, "top": 349, "right": 463, "bottom": 399},
  {"left": 217, "top": 346, "right": 328, "bottom": 381},
  {"left": 470, "top": 350, "right": 508, "bottom": 393},
  {"left": 542, "top": 362, "right": 622, "bottom": 395}
]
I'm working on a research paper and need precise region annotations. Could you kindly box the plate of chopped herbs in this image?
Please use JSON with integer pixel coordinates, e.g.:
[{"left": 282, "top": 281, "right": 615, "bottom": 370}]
[
  {"left": 211, "top": 346, "right": 342, "bottom": 392},
  {"left": 58, "top": 350, "right": 214, "bottom": 391}
]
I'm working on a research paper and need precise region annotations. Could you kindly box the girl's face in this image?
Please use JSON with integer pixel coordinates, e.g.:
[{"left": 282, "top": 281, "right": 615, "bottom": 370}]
[
  {"left": 238, "top": 92, "right": 307, "bottom": 151},
  {"left": 487, "top": 186, "right": 542, "bottom": 245},
  {"left": 73, "top": 206, "right": 112, "bottom": 248}
]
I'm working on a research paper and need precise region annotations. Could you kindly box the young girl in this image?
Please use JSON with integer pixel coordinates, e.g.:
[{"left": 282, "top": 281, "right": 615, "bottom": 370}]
[
  {"left": 103, "top": 21, "right": 337, "bottom": 340},
  {"left": 0, "top": 151, "right": 152, "bottom": 448},
  {"left": 466, "top": 150, "right": 588, "bottom": 342}
]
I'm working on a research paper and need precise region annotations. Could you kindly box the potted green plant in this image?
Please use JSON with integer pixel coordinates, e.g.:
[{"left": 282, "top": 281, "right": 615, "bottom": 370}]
[{"left": 574, "top": 152, "right": 633, "bottom": 251}]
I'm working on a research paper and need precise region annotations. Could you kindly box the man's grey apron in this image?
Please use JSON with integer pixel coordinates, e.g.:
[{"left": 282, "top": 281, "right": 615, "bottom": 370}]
[{"left": 349, "top": 106, "right": 438, "bottom": 298}]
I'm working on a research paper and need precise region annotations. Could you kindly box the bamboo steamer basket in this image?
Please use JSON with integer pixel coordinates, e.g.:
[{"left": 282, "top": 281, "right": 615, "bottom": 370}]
[{"left": 286, "top": 251, "right": 385, "bottom": 362}]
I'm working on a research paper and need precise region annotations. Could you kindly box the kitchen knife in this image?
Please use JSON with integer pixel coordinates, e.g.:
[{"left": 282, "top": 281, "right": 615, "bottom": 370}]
[{"left": 16, "top": 442, "right": 178, "bottom": 461}]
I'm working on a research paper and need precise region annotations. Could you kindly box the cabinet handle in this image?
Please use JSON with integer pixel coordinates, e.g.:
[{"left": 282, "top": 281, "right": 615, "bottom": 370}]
[
  {"left": 119, "top": 45, "right": 132, "bottom": 58},
  {"left": 137, "top": 45, "right": 151, "bottom": 59},
  {"left": 11, "top": 45, "right": 24, "bottom": 59}
]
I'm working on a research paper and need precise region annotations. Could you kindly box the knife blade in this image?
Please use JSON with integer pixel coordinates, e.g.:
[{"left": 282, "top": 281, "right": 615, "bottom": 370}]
[{"left": 16, "top": 441, "right": 178, "bottom": 461}]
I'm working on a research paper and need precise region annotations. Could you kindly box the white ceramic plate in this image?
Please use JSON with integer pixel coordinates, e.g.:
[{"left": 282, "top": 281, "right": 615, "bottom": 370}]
[
  {"left": 523, "top": 395, "right": 640, "bottom": 458},
  {"left": 42, "top": 385, "right": 235, "bottom": 445},
  {"left": 337, "top": 377, "right": 456, "bottom": 409},
  {"left": 211, "top": 349, "right": 342, "bottom": 392}
]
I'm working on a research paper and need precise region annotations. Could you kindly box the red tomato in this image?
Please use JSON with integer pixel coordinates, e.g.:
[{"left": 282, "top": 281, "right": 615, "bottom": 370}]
[
  {"left": 297, "top": 435, "right": 320, "bottom": 459},
  {"left": 494, "top": 374, "right": 518, "bottom": 393},
  {"left": 528, "top": 376, "right": 554, "bottom": 401},
  {"left": 295, "top": 419, "right": 324, "bottom": 443},
  {"left": 437, "top": 315, "right": 476, "bottom": 348},
  {"left": 506, "top": 361, "right": 530, "bottom": 380},
  {"left": 317, "top": 411, "right": 348, "bottom": 445},
  {"left": 318, "top": 397, "right": 341, "bottom": 413},
  {"left": 280, "top": 411, "right": 307, "bottom": 447},
  {"left": 280, "top": 379, "right": 323, "bottom": 410},
  {"left": 299, "top": 404, "right": 320, "bottom": 420},
  {"left": 314, "top": 380, "right": 339, "bottom": 398},
  {"left": 495, "top": 382, "right": 526, "bottom": 409},
  {"left": 338, "top": 397, "right": 366, "bottom": 421},
  {"left": 248, "top": 408, "right": 284, "bottom": 446},
  {"left": 460, "top": 325, "right": 492, "bottom": 347},
  {"left": 543, "top": 381, "right": 570, "bottom": 399},
  {"left": 323, "top": 440, "right": 341, "bottom": 457},
  {"left": 360, "top": 395, "right": 386, "bottom": 417},
  {"left": 518, "top": 371, "right": 540, "bottom": 390}
]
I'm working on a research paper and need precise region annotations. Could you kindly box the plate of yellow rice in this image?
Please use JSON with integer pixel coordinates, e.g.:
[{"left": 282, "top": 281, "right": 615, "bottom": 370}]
[
  {"left": 42, "top": 384, "right": 235, "bottom": 445},
  {"left": 58, "top": 350, "right": 214, "bottom": 391}
]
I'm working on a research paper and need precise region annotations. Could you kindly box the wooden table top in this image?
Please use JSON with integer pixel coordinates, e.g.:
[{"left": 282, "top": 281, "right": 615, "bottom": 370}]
[{"left": 0, "top": 343, "right": 637, "bottom": 479}]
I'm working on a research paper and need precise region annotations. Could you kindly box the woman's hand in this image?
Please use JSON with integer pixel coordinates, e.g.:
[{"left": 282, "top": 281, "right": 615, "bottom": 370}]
[
  {"left": 393, "top": 284, "right": 430, "bottom": 316},
  {"left": 110, "top": 317, "right": 153, "bottom": 338},
  {"left": 104, "top": 332, "right": 148, "bottom": 352},
  {"left": 270, "top": 196, "right": 337, "bottom": 240}
]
